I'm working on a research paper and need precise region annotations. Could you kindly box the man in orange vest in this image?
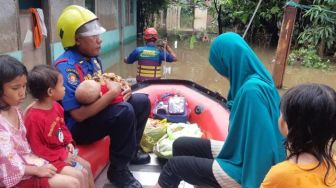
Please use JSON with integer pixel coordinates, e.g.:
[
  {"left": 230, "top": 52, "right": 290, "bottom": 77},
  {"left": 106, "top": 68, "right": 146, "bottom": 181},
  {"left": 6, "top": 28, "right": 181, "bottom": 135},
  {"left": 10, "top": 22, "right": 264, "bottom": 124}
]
[{"left": 125, "top": 27, "right": 177, "bottom": 82}]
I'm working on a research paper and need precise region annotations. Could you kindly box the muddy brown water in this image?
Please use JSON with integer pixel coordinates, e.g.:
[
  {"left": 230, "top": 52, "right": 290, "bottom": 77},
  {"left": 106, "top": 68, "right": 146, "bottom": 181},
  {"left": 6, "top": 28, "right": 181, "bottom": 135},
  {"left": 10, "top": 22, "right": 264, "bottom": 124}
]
[
  {"left": 106, "top": 39, "right": 336, "bottom": 97},
  {"left": 23, "top": 39, "right": 335, "bottom": 109}
]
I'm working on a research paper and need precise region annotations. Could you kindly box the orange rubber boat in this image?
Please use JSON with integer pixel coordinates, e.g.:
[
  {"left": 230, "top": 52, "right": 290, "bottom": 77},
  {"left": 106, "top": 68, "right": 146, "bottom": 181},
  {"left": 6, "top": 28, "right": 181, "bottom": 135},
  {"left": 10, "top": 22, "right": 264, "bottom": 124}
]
[
  {"left": 78, "top": 79, "right": 230, "bottom": 184},
  {"left": 132, "top": 79, "right": 230, "bottom": 140}
]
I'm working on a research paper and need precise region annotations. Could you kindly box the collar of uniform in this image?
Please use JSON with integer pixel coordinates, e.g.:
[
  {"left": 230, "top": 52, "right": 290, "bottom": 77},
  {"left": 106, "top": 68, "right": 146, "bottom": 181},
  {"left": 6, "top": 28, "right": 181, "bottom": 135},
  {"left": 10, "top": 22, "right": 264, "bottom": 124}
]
[
  {"left": 67, "top": 49, "right": 93, "bottom": 65},
  {"left": 145, "top": 43, "right": 156, "bottom": 47}
]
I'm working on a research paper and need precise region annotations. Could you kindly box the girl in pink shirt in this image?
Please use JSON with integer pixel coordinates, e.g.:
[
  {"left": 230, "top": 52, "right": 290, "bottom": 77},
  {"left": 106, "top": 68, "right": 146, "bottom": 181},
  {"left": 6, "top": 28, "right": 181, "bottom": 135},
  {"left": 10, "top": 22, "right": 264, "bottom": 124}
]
[{"left": 0, "top": 55, "right": 80, "bottom": 188}]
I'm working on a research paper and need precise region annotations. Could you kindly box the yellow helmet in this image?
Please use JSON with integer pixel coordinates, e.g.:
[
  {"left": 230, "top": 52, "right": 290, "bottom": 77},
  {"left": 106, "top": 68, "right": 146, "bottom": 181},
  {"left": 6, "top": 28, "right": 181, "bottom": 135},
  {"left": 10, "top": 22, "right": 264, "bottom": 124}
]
[{"left": 57, "top": 5, "right": 100, "bottom": 48}]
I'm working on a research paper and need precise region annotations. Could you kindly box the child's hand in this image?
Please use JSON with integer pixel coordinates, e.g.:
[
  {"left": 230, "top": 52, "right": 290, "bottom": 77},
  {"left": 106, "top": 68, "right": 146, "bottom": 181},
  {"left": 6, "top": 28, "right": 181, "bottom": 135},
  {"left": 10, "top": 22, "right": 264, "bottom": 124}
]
[
  {"left": 122, "top": 87, "right": 132, "bottom": 101},
  {"left": 65, "top": 153, "right": 73, "bottom": 164},
  {"left": 66, "top": 148, "right": 78, "bottom": 164},
  {"left": 37, "top": 164, "right": 57, "bottom": 178},
  {"left": 66, "top": 143, "right": 75, "bottom": 154}
]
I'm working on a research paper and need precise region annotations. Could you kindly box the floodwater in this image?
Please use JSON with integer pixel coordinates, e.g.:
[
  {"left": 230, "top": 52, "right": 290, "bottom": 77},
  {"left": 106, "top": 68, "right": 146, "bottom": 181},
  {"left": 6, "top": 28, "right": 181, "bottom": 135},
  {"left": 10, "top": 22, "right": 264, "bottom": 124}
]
[{"left": 104, "top": 38, "right": 336, "bottom": 97}]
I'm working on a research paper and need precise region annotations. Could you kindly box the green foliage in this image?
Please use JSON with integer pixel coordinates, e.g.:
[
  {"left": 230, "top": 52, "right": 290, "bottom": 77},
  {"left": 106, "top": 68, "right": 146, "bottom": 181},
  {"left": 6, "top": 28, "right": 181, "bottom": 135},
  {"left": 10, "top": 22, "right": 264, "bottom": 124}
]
[
  {"left": 288, "top": 46, "right": 330, "bottom": 69},
  {"left": 233, "top": 11, "right": 250, "bottom": 24},
  {"left": 172, "top": 29, "right": 189, "bottom": 41},
  {"left": 297, "top": 0, "right": 336, "bottom": 54},
  {"left": 170, "top": 0, "right": 285, "bottom": 36},
  {"left": 163, "top": 0, "right": 335, "bottom": 64},
  {"left": 259, "top": 4, "right": 282, "bottom": 21},
  {"left": 189, "top": 34, "right": 197, "bottom": 49},
  {"left": 204, "top": 0, "right": 286, "bottom": 36}
]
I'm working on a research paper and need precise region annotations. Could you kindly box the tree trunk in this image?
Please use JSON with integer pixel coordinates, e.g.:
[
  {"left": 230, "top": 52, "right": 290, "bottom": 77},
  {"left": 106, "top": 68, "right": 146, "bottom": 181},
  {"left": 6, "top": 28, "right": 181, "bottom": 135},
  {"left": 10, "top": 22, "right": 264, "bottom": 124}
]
[
  {"left": 164, "top": 9, "right": 168, "bottom": 35},
  {"left": 272, "top": 0, "right": 300, "bottom": 88},
  {"left": 318, "top": 39, "right": 325, "bottom": 57},
  {"left": 217, "top": 4, "right": 223, "bottom": 34},
  {"left": 137, "top": 1, "right": 144, "bottom": 35}
]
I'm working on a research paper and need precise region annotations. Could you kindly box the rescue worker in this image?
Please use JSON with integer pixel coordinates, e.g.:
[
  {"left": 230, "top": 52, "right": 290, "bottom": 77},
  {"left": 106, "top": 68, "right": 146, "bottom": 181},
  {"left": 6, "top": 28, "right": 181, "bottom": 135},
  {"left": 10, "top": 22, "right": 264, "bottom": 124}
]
[
  {"left": 54, "top": 5, "right": 150, "bottom": 188},
  {"left": 124, "top": 27, "right": 177, "bottom": 82}
]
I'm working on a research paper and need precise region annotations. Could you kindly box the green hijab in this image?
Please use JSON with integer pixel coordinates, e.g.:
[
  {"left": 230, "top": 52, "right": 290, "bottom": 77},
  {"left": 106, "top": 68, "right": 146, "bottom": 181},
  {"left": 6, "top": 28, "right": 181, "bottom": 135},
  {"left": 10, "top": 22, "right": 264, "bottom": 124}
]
[{"left": 209, "top": 32, "right": 285, "bottom": 188}]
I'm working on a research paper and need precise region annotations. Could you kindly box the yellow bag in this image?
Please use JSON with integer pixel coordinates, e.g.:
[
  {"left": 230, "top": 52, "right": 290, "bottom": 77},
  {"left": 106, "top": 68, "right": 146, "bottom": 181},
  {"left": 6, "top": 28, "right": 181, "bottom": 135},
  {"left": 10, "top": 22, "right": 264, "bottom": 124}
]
[
  {"left": 140, "top": 118, "right": 169, "bottom": 153},
  {"left": 153, "top": 123, "right": 203, "bottom": 159}
]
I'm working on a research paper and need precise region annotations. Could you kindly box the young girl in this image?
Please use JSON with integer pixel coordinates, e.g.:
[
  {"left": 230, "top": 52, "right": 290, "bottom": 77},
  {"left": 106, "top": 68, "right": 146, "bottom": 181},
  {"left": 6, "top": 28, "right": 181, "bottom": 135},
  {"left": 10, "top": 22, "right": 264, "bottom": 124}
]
[
  {"left": 0, "top": 55, "right": 80, "bottom": 188},
  {"left": 24, "top": 64, "right": 95, "bottom": 188},
  {"left": 261, "top": 83, "right": 336, "bottom": 187}
]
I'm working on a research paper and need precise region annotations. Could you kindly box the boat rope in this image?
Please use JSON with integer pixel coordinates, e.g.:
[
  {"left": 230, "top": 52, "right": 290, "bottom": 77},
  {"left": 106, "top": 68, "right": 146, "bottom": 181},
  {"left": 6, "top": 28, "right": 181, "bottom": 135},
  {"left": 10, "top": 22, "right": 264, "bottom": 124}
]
[
  {"left": 285, "top": 1, "right": 336, "bottom": 15},
  {"left": 243, "top": 0, "right": 263, "bottom": 39}
]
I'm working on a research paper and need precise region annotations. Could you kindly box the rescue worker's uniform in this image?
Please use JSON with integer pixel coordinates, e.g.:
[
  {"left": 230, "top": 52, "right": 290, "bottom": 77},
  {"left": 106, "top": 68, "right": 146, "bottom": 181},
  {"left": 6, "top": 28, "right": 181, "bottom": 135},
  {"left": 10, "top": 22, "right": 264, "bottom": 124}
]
[{"left": 55, "top": 5, "right": 150, "bottom": 188}]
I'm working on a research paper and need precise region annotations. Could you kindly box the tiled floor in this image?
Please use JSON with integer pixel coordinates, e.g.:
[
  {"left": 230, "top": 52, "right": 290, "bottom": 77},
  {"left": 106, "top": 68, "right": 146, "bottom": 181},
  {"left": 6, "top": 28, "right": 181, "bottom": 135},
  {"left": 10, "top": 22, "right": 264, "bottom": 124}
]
[{"left": 95, "top": 154, "right": 193, "bottom": 188}]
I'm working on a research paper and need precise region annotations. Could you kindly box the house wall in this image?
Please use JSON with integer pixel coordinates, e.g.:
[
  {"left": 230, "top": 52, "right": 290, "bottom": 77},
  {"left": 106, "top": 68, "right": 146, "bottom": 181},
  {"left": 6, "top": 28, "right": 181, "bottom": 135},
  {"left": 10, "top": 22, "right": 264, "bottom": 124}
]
[
  {"left": 166, "top": 6, "right": 181, "bottom": 30},
  {"left": 194, "top": 7, "right": 207, "bottom": 31},
  {"left": 163, "top": 5, "right": 208, "bottom": 32},
  {"left": 0, "top": 0, "right": 21, "bottom": 60},
  {"left": 123, "top": 0, "right": 137, "bottom": 43},
  {"left": 19, "top": 10, "right": 47, "bottom": 70},
  {"left": 0, "top": 0, "right": 137, "bottom": 71},
  {"left": 49, "top": 0, "right": 85, "bottom": 61},
  {"left": 97, "top": 0, "right": 120, "bottom": 55}
]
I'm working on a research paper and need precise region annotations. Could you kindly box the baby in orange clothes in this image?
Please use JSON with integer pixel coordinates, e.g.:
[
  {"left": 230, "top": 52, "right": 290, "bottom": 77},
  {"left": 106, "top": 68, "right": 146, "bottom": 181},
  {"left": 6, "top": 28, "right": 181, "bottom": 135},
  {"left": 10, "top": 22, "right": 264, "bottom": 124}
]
[{"left": 75, "top": 73, "right": 128, "bottom": 105}]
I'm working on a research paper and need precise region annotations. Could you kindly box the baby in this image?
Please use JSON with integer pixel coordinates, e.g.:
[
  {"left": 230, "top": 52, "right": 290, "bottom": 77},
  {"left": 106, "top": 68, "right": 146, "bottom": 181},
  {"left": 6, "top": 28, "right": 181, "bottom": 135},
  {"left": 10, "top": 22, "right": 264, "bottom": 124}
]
[{"left": 75, "top": 73, "right": 129, "bottom": 105}]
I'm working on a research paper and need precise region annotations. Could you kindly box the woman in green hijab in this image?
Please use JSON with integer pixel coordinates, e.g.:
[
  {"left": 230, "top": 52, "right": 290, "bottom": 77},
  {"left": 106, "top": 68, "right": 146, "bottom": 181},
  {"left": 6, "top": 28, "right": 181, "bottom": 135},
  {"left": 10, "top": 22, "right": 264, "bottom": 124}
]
[{"left": 155, "top": 32, "right": 286, "bottom": 188}]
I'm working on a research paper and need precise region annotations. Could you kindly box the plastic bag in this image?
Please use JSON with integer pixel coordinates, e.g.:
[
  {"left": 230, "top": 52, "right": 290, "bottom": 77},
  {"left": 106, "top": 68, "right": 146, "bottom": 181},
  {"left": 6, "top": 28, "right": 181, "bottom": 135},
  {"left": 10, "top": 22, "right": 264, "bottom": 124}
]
[
  {"left": 153, "top": 123, "right": 203, "bottom": 159},
  {"left": 168, "top": 96, "right": 185, "bottom": 114},
  {"left": 153, "top": 93, "right": 189, "bottom": 123},
  {"left": 140, "top": 118, "right": 170, "bottom": 153}
]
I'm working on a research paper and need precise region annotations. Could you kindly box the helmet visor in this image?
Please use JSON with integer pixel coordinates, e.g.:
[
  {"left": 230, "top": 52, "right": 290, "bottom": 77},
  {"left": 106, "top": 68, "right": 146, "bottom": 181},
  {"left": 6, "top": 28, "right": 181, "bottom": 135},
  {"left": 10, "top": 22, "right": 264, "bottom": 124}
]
[{"left": 76, "top": 20, "right": 106, "bottom": 37}]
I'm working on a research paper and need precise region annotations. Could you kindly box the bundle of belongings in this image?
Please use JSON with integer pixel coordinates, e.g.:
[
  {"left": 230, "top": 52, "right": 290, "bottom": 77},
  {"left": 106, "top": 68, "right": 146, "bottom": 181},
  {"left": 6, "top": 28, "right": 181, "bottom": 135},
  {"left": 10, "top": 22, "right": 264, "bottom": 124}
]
[
  {"left": 153, "top": 122, "right": 202, "bottom": 159},
  {"left": 140, "top": 118, "right": 170, "bottom": 153},
  {"left": 100, "top": 72, "right": 129, "bottom": 89},
  {"left": 153, "top": 93, "right": 189, "bottom": 123},
  {"left": 140, "top": 92, "right": 203, "bottom": 159},
  {"left": 75, "top": 72, "right": 129, "bottom": 105}
]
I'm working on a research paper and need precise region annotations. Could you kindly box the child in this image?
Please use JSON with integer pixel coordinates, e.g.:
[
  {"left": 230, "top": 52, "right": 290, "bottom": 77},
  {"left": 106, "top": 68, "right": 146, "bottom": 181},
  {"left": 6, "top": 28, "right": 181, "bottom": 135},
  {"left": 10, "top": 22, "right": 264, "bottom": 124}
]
[
  {"left": 75, "top": 73, "right": 128, "bottom": 105},
  {"left": 24, "top": 64, "right": 95, "bottom": 188},
  {"left": 75, "top": 80, "right": 101, "bottom": 105},
  {"left": 261, "top": 83, "right": 336, "bottom": 187},
  {"left": 0, "top": 55, "right": 80, "bottom": 188}
]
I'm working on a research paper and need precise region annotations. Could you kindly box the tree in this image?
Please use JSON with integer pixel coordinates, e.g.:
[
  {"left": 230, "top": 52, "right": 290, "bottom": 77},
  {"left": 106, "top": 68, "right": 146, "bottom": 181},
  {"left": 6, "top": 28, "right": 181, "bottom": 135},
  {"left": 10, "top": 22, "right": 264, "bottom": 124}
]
[
  {"left": 213, "top": 0, "right": 224, "bottom": 33},
  {"left": 297, "top": 0, "right": 336, "bottom": 57},
  {"left": 206, "top": 0, "right": 285, "bottom": 40},
  {"left": 137, "top": 0, "right": 170, "bottom": 35},
  {"left": 201, "top": 0, "right": 228, "bottom": 34}
]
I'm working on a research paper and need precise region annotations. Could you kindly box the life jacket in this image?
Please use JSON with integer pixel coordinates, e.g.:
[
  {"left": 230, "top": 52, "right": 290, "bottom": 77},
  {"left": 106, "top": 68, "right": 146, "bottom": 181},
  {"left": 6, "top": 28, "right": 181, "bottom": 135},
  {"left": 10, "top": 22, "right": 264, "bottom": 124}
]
[{"left": 137, "top": 46, "right": 161, "bottom": 82}]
